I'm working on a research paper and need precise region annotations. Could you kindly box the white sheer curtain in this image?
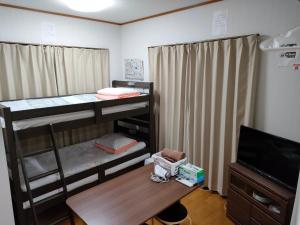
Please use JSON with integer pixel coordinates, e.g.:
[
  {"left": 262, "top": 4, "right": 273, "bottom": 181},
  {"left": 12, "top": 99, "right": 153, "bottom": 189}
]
[{"left": 149, "top": 35, "right": 260, "bottom": 195}]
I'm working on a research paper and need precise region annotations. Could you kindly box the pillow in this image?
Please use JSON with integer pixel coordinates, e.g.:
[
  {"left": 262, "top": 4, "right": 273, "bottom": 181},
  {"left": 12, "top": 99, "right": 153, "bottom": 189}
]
[
  {"left": 97, "top": 88, "right": 139, "bottom": 96},
  {"left": 95, "top": 133, "right": 138, "bottom": 154}
]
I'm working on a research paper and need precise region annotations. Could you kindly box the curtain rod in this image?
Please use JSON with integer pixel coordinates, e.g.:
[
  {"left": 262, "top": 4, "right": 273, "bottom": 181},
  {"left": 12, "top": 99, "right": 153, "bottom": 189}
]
[
  {"left": 148, "top": 33, "right": 260, "bottom": 48},
  {"left": 0, "top": 40, "right": 108, "bottom": 50}
]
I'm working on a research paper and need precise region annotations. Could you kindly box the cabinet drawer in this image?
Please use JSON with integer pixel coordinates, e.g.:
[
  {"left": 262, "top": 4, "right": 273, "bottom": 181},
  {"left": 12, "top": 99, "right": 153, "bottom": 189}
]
[
  {"left": 251, "top": 205, "right": 281, "bottom": 225},
  {"left": 228, "top": 188, "right": 251, "bottom": 225}
]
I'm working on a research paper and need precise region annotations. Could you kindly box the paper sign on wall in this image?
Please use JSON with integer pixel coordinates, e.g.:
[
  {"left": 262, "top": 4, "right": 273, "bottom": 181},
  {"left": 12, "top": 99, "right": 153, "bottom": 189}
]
[
  {"left": 41, "top": 22, "right": 57, "bottom": 43},
  {"left": 124, "top": 59, "right": 144, "bottom": 81},
  {"left": 212, "top": 9, "right": 228, "bottom": 36}
]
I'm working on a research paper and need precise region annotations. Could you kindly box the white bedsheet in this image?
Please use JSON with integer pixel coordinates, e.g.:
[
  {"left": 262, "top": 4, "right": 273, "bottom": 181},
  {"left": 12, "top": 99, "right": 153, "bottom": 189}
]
[
  {"left": 1, "top": 94, "right": 98, "bottom": 111},
  {"left": 18, "top": 140, "right": 147, "bottom": 191},
  {"left": 0, "top": 93, "right": 148, "bottom": 130},
  {"left": 22, "top": 152, "right": 150, "bottom": 209}
]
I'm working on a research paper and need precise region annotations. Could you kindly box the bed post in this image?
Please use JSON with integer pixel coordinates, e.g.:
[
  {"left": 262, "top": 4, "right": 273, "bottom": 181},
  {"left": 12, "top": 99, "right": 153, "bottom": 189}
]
[
  {"left": 111, "top": 80, "right": 120, "bottom": 133},
  {"left": 149, "top": 82, "right": 156, "bottom": 155},
  {"left": 2, "top": 107, "right": 25, "bottom": 225},
  {"left": 111, "top": 80, "right": 156, "bottom": 154}
]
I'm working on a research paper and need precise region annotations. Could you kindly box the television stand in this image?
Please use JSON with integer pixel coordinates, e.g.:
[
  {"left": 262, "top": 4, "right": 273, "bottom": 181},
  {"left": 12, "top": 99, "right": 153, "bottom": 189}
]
[{"left": 227, "top": 163, "right": 295, "bottom": 225}]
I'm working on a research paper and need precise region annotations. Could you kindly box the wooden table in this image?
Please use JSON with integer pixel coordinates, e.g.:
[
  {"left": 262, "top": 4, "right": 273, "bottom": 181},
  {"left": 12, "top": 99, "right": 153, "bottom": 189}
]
[{"left": 67, "top": 164, "right": 200, "bottom": 225}]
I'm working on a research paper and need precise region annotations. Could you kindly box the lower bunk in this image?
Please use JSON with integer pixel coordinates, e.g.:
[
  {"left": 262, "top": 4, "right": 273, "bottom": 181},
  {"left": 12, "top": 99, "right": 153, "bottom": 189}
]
[{"left": 11, "top": 134, "right": 150, "bottom": 225}]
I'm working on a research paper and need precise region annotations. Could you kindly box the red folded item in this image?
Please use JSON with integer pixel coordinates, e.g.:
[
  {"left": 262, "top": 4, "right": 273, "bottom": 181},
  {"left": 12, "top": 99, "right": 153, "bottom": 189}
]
[
  {"left": 96, "top": 93, "right": 140, "bottom": 100},
  {"left": 97, "top": 88, "right": 139, "bottom": 96},
  {"left": 96, "top": 140, "right": 138, "bottom": 154},
  {"left": 161, "top": 148, "right": 186, "bottom": 162}
]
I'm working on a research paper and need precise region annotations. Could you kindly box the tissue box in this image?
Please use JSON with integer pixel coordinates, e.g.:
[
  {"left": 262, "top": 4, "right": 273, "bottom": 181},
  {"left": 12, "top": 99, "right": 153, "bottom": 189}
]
[
  {"left": 179, "top": 163, "right": 205, "bottom": 184},
  {"left": 152, "top": 152, "right": 187, "bottom": 176}
]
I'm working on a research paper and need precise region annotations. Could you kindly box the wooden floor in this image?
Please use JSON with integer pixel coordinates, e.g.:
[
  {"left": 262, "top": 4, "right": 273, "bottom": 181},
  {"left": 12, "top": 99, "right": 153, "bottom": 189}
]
[{"left": 59, "top": 188, "right": 234, "bottom": 225}]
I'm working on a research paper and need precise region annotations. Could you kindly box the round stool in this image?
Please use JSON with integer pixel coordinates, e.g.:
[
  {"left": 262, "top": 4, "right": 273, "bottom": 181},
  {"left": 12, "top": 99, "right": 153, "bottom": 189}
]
[{"left": 155, "top": 202, "right": 192, "bottom": 225}]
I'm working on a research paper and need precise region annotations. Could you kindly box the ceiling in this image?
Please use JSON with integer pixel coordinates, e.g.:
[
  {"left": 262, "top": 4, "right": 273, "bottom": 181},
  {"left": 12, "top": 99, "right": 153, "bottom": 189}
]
[{"left": 0, "top": 0, "right": 219, "bottom": 25}]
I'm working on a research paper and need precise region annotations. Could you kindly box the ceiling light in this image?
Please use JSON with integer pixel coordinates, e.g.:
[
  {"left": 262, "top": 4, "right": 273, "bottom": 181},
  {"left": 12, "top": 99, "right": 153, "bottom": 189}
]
[{"left": 60, "top": 0, "right": 114, "bottom": 13}]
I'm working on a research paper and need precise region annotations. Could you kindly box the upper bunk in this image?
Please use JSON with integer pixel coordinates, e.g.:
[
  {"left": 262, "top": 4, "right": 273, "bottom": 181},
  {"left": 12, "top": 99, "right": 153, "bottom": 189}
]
[{"left": 0, "top": 81, "right": 153, "bottom": 136}]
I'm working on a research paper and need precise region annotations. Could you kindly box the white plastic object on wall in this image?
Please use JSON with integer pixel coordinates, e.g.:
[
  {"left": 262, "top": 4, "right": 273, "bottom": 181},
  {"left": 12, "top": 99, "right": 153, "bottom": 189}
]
[{"left": 260, "top": 26, "right": 300, "bottom": 51}]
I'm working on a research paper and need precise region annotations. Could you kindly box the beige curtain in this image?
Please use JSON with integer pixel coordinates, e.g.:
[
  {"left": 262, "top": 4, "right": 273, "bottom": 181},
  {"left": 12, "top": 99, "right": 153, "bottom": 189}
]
[
  {"left": 0, "top": 43, "right": 111, "bottom": 150},
  {"left": 149, "top": 35, "right": 259, "bottom": 195},
  {"left": 54, "top": 47, "right": 111, "bottom": 144},
  {"left": 0, "top": 44, "right": 58, "bottom": 153},
  {"left": 0, "top": 43, "right": 57, "bottom": 100},
  {"left": 54, "top": 47, "right": 109, "bottom": 95}
]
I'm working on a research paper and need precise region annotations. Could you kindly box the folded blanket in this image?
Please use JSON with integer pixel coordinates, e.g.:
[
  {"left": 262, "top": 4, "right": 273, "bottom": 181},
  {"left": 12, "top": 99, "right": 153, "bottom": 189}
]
[
  {"left": 97, "top": 87, "right": 140, "bottom": 96},
  {"left": 96, "top": 92, "right": 140, "bottom": 100},
  {"left": 161, "top": 148, "right": 186, "bottom": 163},
  {"left": 95, "top": 133, "right": 138, "bottom": 154}
]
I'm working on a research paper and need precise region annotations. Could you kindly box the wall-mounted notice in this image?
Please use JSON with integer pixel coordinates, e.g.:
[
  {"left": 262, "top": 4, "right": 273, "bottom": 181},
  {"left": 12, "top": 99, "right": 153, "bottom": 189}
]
[
  {"left": 41, "top": 22, "right": 57, "bottom": 43},
  {"left": 124, "top": 59, "right": 144, "bottom": 81},
  {"left": 277, "top": 50, "right": 300, "bottom": 67},
  {"left": 212, "top": 9, "right": 228, "bottom": 36}
]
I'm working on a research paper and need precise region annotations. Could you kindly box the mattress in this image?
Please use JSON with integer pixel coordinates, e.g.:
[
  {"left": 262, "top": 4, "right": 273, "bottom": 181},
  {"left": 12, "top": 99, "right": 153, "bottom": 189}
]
[
  {"left": 0, "top": 94, "right": 148, "bottom": 130},
  {"left": 22, "top": 152, "right": 150, "bottom": 210},
  {"left": 17, "top": 138, "right": 149, "bottom": 209},
  {"left": 18, "top": 139, "right": 147, "bottom": 191}
]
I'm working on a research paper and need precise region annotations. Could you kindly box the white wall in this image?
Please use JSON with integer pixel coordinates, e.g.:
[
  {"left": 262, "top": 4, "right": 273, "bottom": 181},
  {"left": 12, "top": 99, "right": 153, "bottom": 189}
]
[
  {"left": 121, "top": 0, "right": 300, "bottom": 142},
  {"left": 0, "top": 128, "right": 15, "bottom": 225},
  {"left": 0, "top": 6, "right": 122, "bottom": 82}
]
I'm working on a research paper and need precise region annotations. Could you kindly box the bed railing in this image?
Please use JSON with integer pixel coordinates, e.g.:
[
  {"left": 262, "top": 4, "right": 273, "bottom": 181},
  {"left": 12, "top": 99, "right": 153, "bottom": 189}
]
[{"left": 112, "top": 80, "right": 152, "bottom": 91}]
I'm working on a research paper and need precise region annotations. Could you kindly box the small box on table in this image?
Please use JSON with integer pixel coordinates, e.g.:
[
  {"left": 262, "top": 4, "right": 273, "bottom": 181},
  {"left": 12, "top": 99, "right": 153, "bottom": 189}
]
[{"left": 179, "top": 163, "right": 205, "bottom": 184}]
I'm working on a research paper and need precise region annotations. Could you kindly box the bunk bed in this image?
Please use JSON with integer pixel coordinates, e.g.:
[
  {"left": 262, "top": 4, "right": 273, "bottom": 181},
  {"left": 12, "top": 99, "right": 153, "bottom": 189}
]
[{"left": 0, "top": 81, "right": 155, "bottom": 225}]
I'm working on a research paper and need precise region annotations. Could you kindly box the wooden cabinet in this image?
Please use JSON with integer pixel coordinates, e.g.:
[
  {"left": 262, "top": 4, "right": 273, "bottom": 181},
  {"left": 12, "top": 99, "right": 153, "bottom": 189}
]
[
  {"left": 250, "top": 205, "right": 281, "bottom": 225},
  {"left": 228, "top": 188, "right": 251, "bottom": 224},
  {"left": 227, "top": 163, "right": 295, "bottom": 225}
]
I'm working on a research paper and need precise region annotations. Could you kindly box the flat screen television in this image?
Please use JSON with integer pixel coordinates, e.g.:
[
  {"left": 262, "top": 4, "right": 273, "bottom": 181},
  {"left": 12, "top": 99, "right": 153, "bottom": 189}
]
[{"left": 237, "top": 125, "right": 300, "bottom": 192}]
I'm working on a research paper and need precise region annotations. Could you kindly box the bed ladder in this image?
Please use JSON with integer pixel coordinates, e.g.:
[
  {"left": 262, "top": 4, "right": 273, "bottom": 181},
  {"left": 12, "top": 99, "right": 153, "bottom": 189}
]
[{"left": 14, "top": 124, "right": 75, "bottom": 225}]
